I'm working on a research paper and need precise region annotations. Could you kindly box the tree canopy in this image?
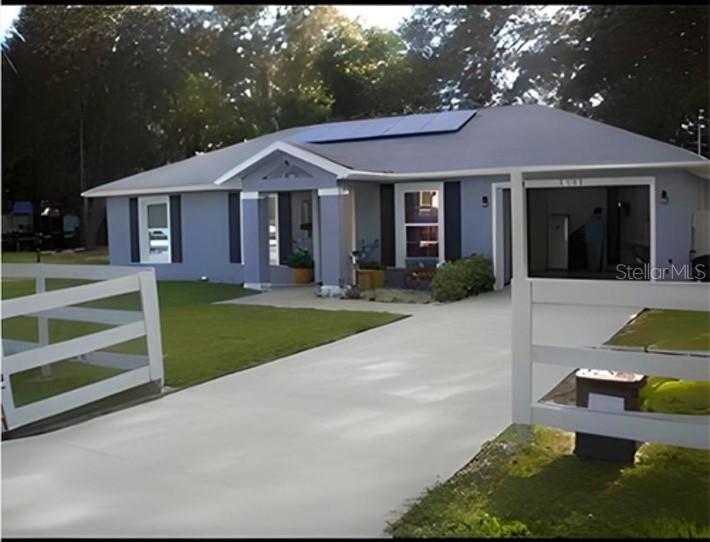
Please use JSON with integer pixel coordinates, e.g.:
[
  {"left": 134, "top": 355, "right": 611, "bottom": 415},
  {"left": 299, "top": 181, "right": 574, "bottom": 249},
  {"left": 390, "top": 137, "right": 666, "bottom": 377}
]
[{"left": 2, "top": 4, "right": 707, "bottom": 213}]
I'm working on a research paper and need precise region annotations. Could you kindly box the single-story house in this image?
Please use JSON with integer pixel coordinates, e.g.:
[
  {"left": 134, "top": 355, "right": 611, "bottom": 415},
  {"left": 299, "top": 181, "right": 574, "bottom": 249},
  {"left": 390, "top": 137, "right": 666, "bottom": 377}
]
[{"left": 83, "top": 104, "right": 709, "bottom": 294}]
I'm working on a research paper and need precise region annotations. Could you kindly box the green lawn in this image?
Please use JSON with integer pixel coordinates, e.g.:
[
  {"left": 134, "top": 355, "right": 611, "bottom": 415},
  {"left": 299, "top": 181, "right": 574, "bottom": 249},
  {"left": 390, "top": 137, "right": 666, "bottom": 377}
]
[
  {"left": 11, "top": 362, "right": 124, "bottom": 407},
  {"left": 388, "top": 424, "right": 710, "bottom": 538},
  {"left": 607, "top": 309, "right": 710, "bottom": 415},
  {"left": 608, "top": 309, "right": 710, "bottom": 352},
  {"left": 389, "top": 309, "right": 710, "bottom": 538},
  {"left": 2, "top": 248, "right": 110, "bottom": 265},
  {"left": 2, "top": 258, "right": 404, "bottom": 405}
]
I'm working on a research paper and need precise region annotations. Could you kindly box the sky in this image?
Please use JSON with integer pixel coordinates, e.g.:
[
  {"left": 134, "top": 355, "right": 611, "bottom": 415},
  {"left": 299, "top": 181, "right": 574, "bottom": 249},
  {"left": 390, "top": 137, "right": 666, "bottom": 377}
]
[{"left": 0, "top": 4, "right": 414, "bottom": 40}]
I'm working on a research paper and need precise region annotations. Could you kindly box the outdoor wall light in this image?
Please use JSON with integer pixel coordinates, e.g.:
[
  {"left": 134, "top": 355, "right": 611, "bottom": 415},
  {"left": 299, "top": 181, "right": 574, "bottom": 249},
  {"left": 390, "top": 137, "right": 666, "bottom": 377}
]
[
  {"left": 482, "top": 196, "right": 489, "bottom": 208},
  {"left": 661, "top": 190, "right": 670, "bottom": 204}
]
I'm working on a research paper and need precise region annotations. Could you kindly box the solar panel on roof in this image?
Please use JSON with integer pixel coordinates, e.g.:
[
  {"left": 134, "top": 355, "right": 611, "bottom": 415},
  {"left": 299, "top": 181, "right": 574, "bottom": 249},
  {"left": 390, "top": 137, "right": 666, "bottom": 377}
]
[
  {"left": 381, "top": 114, "right": 434, "bottom": 136},
  {"left": 290, "top": 110, "right": 476, "bottom": 144},
  {"left": 422, "top": 110, "right": 477, "bottom": 132}
]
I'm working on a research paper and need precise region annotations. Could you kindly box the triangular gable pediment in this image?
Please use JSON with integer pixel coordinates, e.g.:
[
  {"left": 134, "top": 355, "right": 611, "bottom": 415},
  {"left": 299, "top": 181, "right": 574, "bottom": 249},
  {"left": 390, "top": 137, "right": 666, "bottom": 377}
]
[{"left": 214, "top": 141, "right": 350, "bottom": 186}]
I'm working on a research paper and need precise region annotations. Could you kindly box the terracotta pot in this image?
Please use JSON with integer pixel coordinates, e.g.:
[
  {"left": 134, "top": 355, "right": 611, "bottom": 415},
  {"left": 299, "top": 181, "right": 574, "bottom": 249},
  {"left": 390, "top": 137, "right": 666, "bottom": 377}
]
[{"left": 292, "top": 267, "right": 314, "bottom": 284}]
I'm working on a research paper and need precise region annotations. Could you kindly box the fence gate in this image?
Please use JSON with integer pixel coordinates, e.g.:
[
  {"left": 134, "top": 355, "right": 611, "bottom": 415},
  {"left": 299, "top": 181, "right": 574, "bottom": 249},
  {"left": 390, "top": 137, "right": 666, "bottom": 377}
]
[{"left": 1, "top": 264, "right": 164, "bottom": 431}]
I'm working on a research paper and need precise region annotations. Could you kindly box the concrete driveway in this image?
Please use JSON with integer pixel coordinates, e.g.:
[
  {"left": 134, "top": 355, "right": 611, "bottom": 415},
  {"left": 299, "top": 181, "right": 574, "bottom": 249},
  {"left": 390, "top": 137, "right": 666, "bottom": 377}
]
[{"left": 1, "top": 287, "right": 637, "bottom": 538}]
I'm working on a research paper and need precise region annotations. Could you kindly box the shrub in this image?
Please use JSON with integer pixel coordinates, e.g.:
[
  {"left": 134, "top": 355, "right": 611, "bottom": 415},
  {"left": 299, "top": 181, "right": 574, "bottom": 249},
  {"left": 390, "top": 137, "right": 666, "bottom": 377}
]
[
  {"left": 432, "top": 254, "right": 494, "bottom": 302},
  {"left": 287, "top": 248, "right": 314, "bottom": 268}
]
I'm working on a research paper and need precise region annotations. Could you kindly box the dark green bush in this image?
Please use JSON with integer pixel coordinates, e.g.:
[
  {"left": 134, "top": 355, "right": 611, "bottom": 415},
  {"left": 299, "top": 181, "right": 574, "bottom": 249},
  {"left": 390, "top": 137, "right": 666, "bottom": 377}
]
[
  {"left": 432, "top": 254, "right": 494, "bottom": 302},
  {"left": 287, "top": 248, "right": 314, "bottom": 268}
]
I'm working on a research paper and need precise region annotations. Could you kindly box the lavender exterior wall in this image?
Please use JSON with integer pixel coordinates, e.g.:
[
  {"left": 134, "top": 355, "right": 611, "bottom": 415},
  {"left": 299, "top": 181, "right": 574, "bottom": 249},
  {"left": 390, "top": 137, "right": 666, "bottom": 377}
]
[
  {"left": 655, "top": 169, "right": 705, "bottom": 274},
  {"left": 459, "top": 175, "right": 509, "bottom": 260},
  {"left": 105, "top": 168, "right": 705, "bottom": 285},
  {"left": 106, "top": 192, "right": 244, "bottom": 283}
]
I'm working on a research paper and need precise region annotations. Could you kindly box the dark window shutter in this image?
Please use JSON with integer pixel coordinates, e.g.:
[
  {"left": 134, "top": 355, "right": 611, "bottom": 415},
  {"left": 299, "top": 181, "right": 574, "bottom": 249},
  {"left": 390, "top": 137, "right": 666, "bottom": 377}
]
[
  {"left": 444, "top": 181, "right": 461, "bottom": 261},
  {"left": 380, "top": 184, "right": 395, "bottom": 267},
  {"left": 129, "top": 197, "right": 139, "bottom": 263},
  {"left": 228, "top": 192, "right": 242, "bottom": 263},
  {"left": 278, "top": 192, "right": 292, "bottom": 265},
  {"left": 170, "top": 195, "right": 183, "bottom": 263}
]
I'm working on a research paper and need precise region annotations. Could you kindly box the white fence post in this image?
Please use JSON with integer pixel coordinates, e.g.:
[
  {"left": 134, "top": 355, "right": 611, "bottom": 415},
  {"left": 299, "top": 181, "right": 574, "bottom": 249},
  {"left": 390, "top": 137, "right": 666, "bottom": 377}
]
[
  {"left": 138, "top": 269, "right": 164, "bottom": 386},
  {"left": 510, "top": 170, "right": 533, "bottom": 424},
  {"left": 1, "top": 338, "right": 15, "bottom": 430},
  {"left": 36, "top": 268, "right": 52, "bottom": 377}
]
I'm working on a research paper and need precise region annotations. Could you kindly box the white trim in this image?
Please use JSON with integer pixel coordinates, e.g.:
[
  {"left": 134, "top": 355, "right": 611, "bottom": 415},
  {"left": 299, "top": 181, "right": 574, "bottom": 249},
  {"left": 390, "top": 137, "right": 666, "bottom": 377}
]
[
  {"left": 342, "top": 160, "right": 709, "bottom": 182},
  {"left": 269, "top": 193, "right": 280, "bottom": 266},
  {"left": 82, "top": 183, "right": 233, "bottom": 198},
  {"left": 525, "top": 176, "right": 656, "bottom": 275},
  {"left": 312, "top": 190, "right": 321, "bottom": 283},
  {"left": 317, "top": 187, "right": 350, "bottom": 197},
  {"left": 214, "top": 142, "right": 352, "bottom": 185},
  {"left": 491, "top": 182, "right": 511, "bottom": 290},
  {"left": 241, "top": 191, "right": 265, "bottom": 200},
  {"left": 525, "top": 176, "right": 655, "bottom": 188},
  {"left": 138, "top": 195, "right": 171, "bottom": 264},
  {"left": 394, "top": 181, "right": 445, "bottom": 267},
  {"left": 239, "top": 192, "right": 246, "bottom": 265},
  {"left": 83, "top": 160, "right": 707, "bottom": 199}
]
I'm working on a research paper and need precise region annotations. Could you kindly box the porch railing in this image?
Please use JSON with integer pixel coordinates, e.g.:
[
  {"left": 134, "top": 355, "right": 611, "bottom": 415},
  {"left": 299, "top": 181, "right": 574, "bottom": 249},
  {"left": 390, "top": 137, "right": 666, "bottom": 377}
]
[{"left": 1, "top": 264, "right": 164, "bottom": 431}]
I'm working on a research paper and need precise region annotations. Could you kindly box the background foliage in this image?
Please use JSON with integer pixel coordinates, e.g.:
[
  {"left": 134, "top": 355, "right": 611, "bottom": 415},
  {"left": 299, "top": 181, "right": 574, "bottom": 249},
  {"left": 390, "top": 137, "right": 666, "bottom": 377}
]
[{"left": 2, "top": 4, "right": 708, "bottom": 228}]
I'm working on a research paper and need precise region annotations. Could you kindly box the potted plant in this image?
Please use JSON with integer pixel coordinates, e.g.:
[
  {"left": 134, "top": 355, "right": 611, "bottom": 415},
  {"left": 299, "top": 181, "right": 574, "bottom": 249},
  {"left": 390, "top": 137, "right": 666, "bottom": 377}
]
[
  {"left": 353, "top": 239, "right": 385, "bottom": 290},
  {"left": 357, "top": 260, "right": 386, "bottom": 289},
  {"left": 287, "top": 247, "right": 314, "bottom": 284}
]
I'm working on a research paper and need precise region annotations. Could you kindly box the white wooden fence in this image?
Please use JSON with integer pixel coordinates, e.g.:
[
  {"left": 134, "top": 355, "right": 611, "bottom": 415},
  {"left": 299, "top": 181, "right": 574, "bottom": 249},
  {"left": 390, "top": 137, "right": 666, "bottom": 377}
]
[
  {"left": 1, "top": 264, "right": 164, "bottom": 431},
  {"left": 510, "top": 171, "right": 710, "bottom": 450}
]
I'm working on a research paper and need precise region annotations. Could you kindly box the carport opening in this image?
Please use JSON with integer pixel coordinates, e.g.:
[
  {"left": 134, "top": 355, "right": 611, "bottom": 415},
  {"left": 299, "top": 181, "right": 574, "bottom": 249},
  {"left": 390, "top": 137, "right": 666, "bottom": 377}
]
[{"left": 527, "top": 185, "right": 650, "bottom": 279}]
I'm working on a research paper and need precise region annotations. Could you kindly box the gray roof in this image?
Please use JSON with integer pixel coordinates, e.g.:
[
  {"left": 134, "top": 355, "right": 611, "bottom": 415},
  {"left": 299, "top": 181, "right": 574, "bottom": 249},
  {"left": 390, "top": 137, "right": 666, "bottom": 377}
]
[{"left": 84, "top": 104, "right": 706, "bottom": 197}]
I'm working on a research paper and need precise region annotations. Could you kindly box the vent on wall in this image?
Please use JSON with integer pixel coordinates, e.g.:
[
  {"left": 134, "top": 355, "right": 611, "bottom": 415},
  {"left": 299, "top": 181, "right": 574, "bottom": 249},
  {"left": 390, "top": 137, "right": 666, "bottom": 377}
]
[{"left": 291, "top": 110, "right": 477, "bottom": 144}]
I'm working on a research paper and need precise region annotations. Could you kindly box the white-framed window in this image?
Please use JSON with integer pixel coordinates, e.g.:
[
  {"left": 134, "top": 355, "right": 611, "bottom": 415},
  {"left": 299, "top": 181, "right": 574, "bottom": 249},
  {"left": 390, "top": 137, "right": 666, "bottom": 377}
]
[
  {"left": 138, "top": 195, "right": 171, "bottom": 264},
  {"left": 395, "top": 182, "right": 445, "bottom": 267},
  {"left": 268, "top": 193, "right": 279, "bottom": 265}
]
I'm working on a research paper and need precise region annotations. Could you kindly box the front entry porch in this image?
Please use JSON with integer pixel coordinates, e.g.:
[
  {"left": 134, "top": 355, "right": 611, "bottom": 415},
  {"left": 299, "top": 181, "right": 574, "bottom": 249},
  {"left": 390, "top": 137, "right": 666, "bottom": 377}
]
[
  {"left": 217, "top": 142, "right": 460, "bottom": 296},
  {"left": 241, "top": 186, "right": 358, "bottom": 296}
]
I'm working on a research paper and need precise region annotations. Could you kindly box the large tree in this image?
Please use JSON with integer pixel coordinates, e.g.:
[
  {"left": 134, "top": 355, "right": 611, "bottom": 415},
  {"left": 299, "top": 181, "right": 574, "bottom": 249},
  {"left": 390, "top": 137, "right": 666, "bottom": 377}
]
[
  {"left": 399, "top": 5, "right": 526, "bottom": 109},
  {"left": 509, "top": 5, "right": 709, "bottom": 154},
  {"left": 3, "top": 2, "right": 707, "bottom": 241}
]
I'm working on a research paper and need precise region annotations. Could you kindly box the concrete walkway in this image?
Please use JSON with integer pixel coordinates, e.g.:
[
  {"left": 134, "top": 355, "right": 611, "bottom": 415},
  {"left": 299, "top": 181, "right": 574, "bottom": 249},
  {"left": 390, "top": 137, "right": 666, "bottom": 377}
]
[{"left": 1, "top": 288, "right": 638, "bottom": 538}]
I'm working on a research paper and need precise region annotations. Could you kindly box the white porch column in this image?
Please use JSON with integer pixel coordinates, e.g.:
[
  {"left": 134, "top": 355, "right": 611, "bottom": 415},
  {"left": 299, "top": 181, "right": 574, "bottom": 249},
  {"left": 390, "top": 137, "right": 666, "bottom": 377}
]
[
  {"left": 241, "top": 191, "right": 271, "bottom": 290},
  {"left": 317, "top": 187, "right": 355, "bottom": 296},
  {"left": 510, "top": 170, "right": 533, "bottom": 424}
]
